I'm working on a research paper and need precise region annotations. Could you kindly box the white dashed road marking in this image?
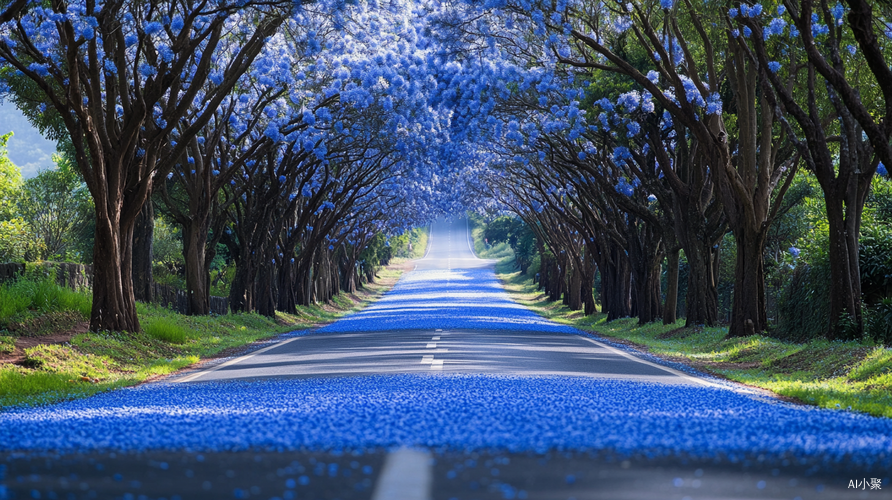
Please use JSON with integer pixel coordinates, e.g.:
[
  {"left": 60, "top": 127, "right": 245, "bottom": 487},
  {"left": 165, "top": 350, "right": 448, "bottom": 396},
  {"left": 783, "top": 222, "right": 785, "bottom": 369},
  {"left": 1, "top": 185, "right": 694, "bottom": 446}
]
[
  {"left": 371, "top": 447, "right": 432, "bottom": 500},
  {"left": 431, "top": 336, "right": 440, "bottom": 340},
  {"left": 426, "top": 343, "right": 437, "bottom": 348}
]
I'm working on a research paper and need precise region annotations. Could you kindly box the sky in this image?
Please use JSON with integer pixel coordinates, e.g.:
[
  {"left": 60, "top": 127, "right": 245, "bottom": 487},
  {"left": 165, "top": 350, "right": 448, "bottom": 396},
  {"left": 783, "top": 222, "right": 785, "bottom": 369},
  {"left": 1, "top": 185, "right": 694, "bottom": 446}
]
[{"left": 0, "top": 101, "right": 58, "bottom": 178}]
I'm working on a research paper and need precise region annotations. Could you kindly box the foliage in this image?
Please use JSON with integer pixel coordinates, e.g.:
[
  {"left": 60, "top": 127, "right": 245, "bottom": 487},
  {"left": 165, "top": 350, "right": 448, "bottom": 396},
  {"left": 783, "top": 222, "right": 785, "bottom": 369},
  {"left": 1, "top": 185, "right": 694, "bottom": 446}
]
[
  {"left": 16, "top": 155, "right": 92, "bottom": 260},
  {"left": 0, "top": 216, "right": 40, "bottom": 262},
  {"left": 483, "top": 215, "right": 537, "bottom": 271},
  {"left": 389, "top": 227, "right": 429, "bottom": 260},
  {"left": 468, "top": 214, "right": 514, "bottom": 260},
  {"left": 0, "top": 132, "right": 21, "bottom": 220},
  {"left": 151, "top": 216, "right": 185, "bottom": 289},
  {"left": 0, "top": 335, "right": 14, "bottom": 354}
]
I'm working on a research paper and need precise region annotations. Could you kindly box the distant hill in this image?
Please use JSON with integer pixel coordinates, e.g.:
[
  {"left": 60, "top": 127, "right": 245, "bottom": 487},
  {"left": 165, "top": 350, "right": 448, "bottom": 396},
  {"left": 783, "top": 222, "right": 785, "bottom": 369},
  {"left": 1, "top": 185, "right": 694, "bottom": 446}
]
[{"left": 0, "top": 101, "right": 58, "bottom": 178}]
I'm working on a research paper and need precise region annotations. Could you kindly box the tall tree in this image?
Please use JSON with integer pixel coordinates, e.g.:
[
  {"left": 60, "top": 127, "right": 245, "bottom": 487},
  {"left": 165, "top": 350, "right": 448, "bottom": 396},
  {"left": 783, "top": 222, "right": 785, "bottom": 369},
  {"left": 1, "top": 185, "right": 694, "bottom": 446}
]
[
  {"left": 737, "top": 1, "right": 882, "bottom": 338},
  {"left": 0, "top": 0, "right": 290, "bottom": 331}
]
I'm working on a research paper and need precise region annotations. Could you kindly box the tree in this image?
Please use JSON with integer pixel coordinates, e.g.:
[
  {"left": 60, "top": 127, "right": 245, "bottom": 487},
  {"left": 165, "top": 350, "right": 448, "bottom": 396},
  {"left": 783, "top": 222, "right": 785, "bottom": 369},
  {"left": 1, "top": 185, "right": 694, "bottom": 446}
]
[
  {"left": 17, "top": 155, "right": 91, "bottom": 260},
  {"left": 0, "top": 131, "right": 21, "bottom": 220},
  {"left": 736, "top": 1, "right": 883, "bottom": 339},
  {"left": 0, "top": 0, "right": 290, "bottom": 332}
]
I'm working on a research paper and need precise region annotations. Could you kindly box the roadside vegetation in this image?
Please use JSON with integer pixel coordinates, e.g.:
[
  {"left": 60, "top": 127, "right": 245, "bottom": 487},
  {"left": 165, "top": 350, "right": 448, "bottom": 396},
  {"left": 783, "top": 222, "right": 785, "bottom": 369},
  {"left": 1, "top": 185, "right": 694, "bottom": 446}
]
[
  {"left": 0, "top": 230, "right": 426, "bottom": 410},
  {"left": 471, "top": 220, "right": 892, "bottom": 419}
]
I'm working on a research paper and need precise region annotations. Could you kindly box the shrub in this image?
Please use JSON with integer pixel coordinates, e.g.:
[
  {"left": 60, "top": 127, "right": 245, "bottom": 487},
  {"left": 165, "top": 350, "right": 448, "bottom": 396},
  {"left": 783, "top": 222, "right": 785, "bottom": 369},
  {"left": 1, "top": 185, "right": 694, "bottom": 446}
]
[
  {"left": 0, "top": 335, "right": 14, "bottom": 354},
  {"left": 143, "top": 317, "right": 187, "bottom": 344},
  {"left": 774, "top": 260, "right": 831, "bottom": 342},
  {"left": 865, "top": 298, "right": 892, "bottom": 345}
]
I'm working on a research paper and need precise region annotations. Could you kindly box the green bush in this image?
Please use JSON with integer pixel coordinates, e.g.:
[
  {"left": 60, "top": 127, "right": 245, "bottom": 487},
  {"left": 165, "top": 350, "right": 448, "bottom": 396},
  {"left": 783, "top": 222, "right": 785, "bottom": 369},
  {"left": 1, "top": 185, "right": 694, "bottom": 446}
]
[
  {"left": 865, "top": 298, "right": 892, "bottom": 345},
  {"left": 0, "top": 335, "right": 14, "bottom": 354},
  {"left": 143, "top": 317, "right": 187, "bottom": 344},
  {"left": 775, "top": 260, "right": 831, "bottom": 342}
]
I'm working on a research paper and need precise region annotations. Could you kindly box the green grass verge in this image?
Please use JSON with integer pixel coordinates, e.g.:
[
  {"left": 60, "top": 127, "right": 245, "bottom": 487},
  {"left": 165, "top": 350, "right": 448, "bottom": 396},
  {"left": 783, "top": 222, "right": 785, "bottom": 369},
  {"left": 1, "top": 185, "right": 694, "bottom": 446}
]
[
  {"left": 0, "top": 263, "right": 408, "bottom": 410},
  {"left": 467, "top": 218, "right": 892, "bottom": 419}
]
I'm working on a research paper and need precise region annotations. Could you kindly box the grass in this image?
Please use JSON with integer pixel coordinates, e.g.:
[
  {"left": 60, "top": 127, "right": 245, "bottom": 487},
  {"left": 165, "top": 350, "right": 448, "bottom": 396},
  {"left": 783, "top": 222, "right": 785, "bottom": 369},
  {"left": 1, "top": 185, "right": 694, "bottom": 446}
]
[
  {"left": 0, "top": 257, "right": 414, "bottom": 410},
  {"left": 0, "top": 275, "right": 92, "bottom": 325},
  {"left": 143, "top": 316, "right": 188, "bottom": 344},
  {"left": 468, "top": 223, "right": 892, "bottom": 419}
]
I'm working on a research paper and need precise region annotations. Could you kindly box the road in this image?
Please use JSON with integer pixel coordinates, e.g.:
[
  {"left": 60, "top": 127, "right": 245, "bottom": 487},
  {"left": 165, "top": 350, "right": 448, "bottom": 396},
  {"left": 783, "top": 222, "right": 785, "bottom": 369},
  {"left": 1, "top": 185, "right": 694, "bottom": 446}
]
[
  {"left": 2, "top": 218, "right": 890, "bottom": 500},
  {"left": 174, "top": 219, "right": 705, "bottom": 385}
]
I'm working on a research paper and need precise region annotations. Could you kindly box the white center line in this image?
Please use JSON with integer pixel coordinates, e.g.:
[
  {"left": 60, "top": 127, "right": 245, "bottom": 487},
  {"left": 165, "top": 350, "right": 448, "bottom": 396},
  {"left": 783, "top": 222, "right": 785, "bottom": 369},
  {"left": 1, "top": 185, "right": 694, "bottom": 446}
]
[
  {"left": 426, "top": 343, "right": 437, "bottom": 348},
  {"left": 370, "top": 447, "right": 432, "bottom": 500}
]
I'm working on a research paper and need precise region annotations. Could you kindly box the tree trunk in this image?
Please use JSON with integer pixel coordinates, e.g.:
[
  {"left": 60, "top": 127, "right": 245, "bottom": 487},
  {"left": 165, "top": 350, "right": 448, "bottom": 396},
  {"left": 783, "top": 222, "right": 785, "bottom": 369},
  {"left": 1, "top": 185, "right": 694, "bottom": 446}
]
[
  {"left": 91, "top": 212, "right": 140, "bottom": 332},
  {"left": 567, "top": 264, "right": 582, "bottom": 311},
  {"left": 229, "top": 252, "right": 255, "bottom": 313},
  {"left": 582, "top": 248, "right": 597, "bottom": 315},
  {"left": 663, "top": 248, "right": 679, "bottom": 325},
  {"left": 603, "top": 245, "right": 632, "bottom": 321},
  {"left": 727, "top": 227, "right": 767, "bottom": 337},
  {"left": 182, "top": 221, "right": 209, "bottom": 315},
  {"left": 682, "top": 237, "right": 718, "bottom": 327},
  {"left": 255, "top": 260, "right": 277, "bottom": 317},
  {"left": 131, "top": 201, "right": 154, "bottom": 303},
  {"left": 825, "top": 197, "right": 862, "bottom": 339},
  {"left": 277, "top": 255, "right": 297, "bottom": 313}
]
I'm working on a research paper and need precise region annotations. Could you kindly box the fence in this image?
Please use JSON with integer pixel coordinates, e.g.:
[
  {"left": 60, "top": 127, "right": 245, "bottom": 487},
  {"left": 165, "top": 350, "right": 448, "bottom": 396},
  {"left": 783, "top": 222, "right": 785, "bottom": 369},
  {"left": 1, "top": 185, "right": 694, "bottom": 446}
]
[
  {"left": 0, "top": 262, "right": 93, "bottom": 289},
  {"left": 153, "top": 283, "right": 229, "bottom": 316}
]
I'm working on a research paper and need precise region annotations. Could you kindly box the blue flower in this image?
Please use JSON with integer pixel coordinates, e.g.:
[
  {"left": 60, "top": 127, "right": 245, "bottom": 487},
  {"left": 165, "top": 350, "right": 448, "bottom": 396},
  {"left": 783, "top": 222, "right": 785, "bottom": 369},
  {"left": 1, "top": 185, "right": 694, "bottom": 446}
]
[
  {"left": 765, "top": 18, "right": 787, "bottom": 38},
  {"left": 302, "top": 110, "right": 316, "bottom": 126},
  {"left": 788, "top": 246, "right": 800, "bottom": 258},
  {"left": 27, "top": 63, "right": 49, "bottom": 77},
  {"left": 832, "top": 3, "right": 844, "bottom": 20},
  {"left": 706, "top": 93, "right": 723, "bottom": 115},
  {"left": 768, "top": 61, "right": 781, "bottom": 73},
  {"left": 144, "top": 21, "right": 163, "bottom": 35},
  {"left": 878, "top": 163, "right": 888, "bottom": 176}
]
